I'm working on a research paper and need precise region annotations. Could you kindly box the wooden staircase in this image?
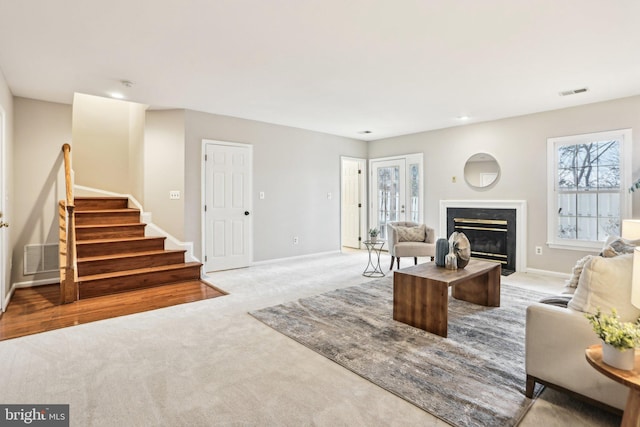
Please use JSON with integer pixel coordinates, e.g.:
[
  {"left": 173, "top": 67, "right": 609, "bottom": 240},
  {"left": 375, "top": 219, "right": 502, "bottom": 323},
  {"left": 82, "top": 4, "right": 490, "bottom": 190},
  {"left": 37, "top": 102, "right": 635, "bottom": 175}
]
[{"left": 73, "top": 197, "right": 201, "bottom": 299}]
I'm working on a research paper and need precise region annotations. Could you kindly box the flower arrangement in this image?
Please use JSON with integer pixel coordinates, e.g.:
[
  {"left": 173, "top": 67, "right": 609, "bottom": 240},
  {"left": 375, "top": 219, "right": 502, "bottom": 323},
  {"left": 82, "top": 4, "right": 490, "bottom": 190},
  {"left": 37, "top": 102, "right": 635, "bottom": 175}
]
[
  {"left": 585, "top": 308, "right": 640, "bottom": 350},
  {"left": 368, "top": 228, "right": 379, "bottom": 238},
  {"left": 630, "top": 177, "right": 640, "bottom": 193}
]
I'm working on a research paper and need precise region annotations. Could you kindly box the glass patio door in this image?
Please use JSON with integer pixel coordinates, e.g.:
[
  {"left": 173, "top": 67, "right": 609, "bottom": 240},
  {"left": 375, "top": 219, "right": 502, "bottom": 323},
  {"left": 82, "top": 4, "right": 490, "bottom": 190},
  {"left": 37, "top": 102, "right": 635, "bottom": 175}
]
[
  {"left": 371, "top": 159, "right": 406, "bottom": 240},
  {"left": 370, "top": 154, "right": 423, "bottom": 241}
]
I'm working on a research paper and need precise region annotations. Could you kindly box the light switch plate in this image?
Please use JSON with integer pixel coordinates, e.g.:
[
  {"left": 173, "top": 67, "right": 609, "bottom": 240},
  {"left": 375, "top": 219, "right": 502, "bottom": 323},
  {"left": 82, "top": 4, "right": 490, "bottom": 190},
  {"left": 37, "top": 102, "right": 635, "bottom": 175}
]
[{"left": 169, "top": 190, "right": 181, "bottom": 200}]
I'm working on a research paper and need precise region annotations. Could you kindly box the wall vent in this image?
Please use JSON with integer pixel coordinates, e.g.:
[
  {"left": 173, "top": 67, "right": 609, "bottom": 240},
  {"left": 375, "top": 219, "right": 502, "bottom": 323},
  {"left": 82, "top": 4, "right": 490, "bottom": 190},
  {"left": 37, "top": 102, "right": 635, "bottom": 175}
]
[
  {"left": 24, "top": 244, "right": 59, "bottom": 275},
  {"left": 559, "top": 87, "right": 588, "bottom": 96}
]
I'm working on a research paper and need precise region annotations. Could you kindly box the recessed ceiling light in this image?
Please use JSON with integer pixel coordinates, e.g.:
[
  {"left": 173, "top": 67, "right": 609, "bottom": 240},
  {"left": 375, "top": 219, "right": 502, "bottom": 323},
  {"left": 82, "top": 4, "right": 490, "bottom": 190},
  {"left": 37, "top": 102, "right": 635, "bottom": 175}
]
[
  {"left": 110, "top": 92, "right": 125, "bottom": 99},
  {"left": 457, "top": 115, "right": 470, "bottom": 121},
  {"left": 358, "top": 130, "right": 372, "bottom": 134}
]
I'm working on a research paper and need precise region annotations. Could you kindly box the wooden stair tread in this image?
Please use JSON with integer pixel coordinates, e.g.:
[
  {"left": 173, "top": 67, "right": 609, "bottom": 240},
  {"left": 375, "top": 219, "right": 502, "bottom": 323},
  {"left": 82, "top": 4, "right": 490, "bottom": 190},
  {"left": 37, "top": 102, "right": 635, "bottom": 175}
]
[
  {"left": 77, "top": 249, "right": 186, "bottom": 263},
  {"left": 76, "top": 236, "right": 165, "bottom": 245},
  {"left": 76, "top": 222, "right": 145, "bottom": 229},
  {"left": 75, "top": 208, "right": 140, "bottom": 214},
  {"left": 75, "top": 197, "right": 128, "bottom": 201},
  {"left": 79, "top": 262, "right": 202, "bottom": 282}
]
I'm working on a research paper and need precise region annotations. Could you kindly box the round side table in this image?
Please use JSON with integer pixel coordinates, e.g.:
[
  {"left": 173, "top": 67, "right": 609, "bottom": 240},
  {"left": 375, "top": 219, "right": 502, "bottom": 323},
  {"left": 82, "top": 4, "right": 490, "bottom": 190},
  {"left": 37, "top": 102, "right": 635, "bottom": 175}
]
[
  {"left": 585, "top": 344, "right": 640, "bottom": 427},
  {"left": 363, "top": 240, "right": 385, "bottom": 277}
]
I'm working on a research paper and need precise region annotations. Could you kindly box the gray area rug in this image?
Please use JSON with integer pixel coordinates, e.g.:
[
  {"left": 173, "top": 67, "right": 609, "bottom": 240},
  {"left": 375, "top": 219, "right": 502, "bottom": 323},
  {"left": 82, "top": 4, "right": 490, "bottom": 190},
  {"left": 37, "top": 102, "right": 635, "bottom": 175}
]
[{"left": 250, "top": 277, "right": 548, "bottom": 427}]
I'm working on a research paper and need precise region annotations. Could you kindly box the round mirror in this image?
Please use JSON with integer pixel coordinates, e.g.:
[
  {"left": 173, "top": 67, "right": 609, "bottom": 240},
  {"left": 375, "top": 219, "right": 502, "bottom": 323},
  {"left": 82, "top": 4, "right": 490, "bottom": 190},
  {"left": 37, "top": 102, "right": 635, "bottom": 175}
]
[{"left": 464, "top": 153, "right": 500, "bottom": 189}]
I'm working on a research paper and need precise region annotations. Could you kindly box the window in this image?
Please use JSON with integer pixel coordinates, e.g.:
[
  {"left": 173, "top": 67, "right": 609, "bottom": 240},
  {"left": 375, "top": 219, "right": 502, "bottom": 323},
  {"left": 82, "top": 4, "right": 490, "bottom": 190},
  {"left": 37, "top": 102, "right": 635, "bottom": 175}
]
[{"left": 547, "top": 129, "right": 632, "bottom": 251}]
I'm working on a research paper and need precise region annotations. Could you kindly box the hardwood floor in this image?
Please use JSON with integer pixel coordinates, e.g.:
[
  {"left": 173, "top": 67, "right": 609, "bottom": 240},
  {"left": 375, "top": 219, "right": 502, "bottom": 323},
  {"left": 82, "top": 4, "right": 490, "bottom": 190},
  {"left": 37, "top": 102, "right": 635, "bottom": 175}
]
[{"left": 0, "top": 281, "right": 226, "bottom": 341}]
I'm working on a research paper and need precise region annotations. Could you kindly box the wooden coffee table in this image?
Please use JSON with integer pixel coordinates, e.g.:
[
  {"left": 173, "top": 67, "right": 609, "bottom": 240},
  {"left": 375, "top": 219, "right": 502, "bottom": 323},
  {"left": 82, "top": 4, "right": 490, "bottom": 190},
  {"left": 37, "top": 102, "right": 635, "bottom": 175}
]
[{"left": 393, "top": 259, "right": 501, "bottom": 337}]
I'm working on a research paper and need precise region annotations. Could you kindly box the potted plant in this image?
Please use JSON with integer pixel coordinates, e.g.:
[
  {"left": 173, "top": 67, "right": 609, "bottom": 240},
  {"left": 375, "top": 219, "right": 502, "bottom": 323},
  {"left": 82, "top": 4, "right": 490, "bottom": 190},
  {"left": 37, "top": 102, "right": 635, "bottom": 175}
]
[
  {"left": 585, "top": 308, "right": 640, "bottom": 370},
  {"left": 368, "top": 228, "right": 379, "bottom": 243}
]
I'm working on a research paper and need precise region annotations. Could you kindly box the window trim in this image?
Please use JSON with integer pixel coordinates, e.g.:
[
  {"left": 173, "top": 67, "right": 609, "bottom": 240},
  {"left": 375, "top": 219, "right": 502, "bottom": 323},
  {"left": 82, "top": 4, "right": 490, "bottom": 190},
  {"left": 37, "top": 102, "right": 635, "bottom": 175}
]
[{"left": 546, "top": 128, "right": 632, "bottom": 251}]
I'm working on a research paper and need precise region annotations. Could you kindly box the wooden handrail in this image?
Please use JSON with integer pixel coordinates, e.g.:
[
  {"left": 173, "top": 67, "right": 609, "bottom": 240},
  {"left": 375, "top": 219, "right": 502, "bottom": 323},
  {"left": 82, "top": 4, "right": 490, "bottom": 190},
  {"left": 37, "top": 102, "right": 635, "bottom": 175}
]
[
  {"left": 62, "top": 143, "right": 73, "bottom": 206},
  {"left": 60, "top": 143, "right": 77, "bottom": 303}
]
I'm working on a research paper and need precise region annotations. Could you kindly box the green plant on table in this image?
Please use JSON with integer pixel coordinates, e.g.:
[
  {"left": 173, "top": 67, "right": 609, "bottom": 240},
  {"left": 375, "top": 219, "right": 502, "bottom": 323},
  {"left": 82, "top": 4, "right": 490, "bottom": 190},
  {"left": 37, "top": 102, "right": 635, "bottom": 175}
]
[
  {"left": 368, "top": 228, "right": 379, "bottom": 238},
  {"left": 585, "top": 308, "right": 640, "bottom": 350}
]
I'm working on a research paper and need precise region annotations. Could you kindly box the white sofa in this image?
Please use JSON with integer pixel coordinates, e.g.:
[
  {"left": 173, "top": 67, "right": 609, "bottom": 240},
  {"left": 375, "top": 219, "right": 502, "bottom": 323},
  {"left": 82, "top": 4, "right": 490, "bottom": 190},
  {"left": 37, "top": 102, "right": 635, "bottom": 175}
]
[
  {"left": 525, "top": 302, "right": 628, "bottom": 412},
  {"left": 525, "top": 250, "right": 640, "bottom": 412}
]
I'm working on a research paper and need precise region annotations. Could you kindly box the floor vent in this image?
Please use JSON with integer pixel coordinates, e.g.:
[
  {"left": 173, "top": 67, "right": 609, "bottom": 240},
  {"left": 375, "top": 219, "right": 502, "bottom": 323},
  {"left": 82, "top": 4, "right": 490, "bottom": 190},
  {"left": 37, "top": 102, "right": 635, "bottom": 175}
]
[{"left": 24, "top": 243, "right": 59, "bottom": 274}]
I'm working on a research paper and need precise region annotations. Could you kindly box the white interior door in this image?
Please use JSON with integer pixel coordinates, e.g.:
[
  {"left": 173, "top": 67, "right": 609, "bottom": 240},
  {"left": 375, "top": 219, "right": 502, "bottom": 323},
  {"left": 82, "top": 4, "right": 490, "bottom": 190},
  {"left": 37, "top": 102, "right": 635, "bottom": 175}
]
[
  {"left": 0, "top": 107, "right": 6, "bottom": 311},
  {"left": 203, "top": 141, "right": 252, "bottom": 272},
  {"left": 371, "top": 159, "right": 406, "bottom": 240},
  {"left": 341, "top": 157, "right": 365, "bottom": 249}
]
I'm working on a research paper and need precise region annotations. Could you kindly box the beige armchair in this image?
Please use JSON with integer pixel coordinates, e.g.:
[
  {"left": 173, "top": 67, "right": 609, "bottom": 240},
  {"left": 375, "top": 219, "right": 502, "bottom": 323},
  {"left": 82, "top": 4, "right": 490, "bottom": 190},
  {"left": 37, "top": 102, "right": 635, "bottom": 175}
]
[{"left": 387, "top": 221, "right": 436, "bottom": 270}]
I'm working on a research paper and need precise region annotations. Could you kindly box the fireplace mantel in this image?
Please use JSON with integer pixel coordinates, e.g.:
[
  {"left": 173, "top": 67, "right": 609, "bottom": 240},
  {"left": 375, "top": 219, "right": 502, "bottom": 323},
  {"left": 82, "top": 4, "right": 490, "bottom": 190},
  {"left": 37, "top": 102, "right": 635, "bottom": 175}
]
[{"left": 439, "top": 200, "right": 527, "bottom": 272}]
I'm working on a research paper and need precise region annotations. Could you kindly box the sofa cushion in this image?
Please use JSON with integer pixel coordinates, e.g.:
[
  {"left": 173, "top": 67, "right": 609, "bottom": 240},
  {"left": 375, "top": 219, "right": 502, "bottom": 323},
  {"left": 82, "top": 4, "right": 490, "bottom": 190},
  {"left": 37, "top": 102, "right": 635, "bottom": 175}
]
[
  {"left": 393, "top": 241, "right": 435, "bottom": 257},
  {"left": 395, "top": 225, "right": 426, "bottom": 242},
  {"left": 567, "top": 253, "right": 639, "bottom": 321}
]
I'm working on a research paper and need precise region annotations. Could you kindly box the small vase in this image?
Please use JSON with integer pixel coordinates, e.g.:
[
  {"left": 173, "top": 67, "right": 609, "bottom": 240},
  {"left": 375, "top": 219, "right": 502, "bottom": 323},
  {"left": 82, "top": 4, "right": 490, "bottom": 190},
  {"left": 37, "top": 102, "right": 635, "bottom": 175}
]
[
  {"left": 435, "top": 238, "right": 448, "bottom": 267},
  {"left": 601, "top": 341, "right": 635, "bottom": 370},
  {"left": 370, "top": 236, "right": 377, "bottom": 243},
  {"left": 445, "top": 242, "right": 458, "bottom": 270}
]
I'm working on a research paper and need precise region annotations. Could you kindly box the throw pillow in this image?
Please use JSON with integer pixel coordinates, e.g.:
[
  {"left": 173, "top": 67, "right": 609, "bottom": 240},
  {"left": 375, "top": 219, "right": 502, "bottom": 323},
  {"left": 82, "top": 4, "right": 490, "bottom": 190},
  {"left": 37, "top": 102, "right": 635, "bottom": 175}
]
[
  {"left": 567, "top": 253, "right": 639, "bottom": 321},
  {"left": 396, "top": 225, "right": 426, "bottom": 242},
  {"left": 562, "top": 255, "right": 593, "bottom": 294},
  {"left": 601, "top": 237, "right": 640, "bottom": 258}
]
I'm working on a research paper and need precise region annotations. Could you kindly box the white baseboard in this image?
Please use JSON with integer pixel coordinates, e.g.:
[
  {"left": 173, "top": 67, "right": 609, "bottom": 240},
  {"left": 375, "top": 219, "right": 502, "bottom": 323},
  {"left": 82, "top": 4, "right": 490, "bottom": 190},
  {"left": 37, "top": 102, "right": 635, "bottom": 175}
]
[
  {"left": 525, "top": 267, "right": 571, "bottom": 279},
  {"left": 13, "top": 278, "right": 59, "bottom": 288}
]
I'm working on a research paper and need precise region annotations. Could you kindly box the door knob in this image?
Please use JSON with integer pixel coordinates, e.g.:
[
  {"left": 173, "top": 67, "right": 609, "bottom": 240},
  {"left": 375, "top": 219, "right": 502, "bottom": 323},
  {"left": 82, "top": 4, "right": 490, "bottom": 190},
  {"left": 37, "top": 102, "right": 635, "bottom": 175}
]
[{"left": 244, "top": 211, "right": 250, "bottom": 216}]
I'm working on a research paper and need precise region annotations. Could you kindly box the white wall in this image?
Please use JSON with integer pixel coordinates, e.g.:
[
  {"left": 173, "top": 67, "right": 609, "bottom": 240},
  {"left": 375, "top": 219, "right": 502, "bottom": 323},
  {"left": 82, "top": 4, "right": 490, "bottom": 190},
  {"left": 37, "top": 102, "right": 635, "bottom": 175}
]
[
  {"left": 72, "top": 94, "right": 147, "bottom": 198},
  {"left": 184, "top": 110, "right": 368, "bottom": 263},
  {"left": 0, "top": 68, "right": 13, "bottom": 300},
  {"left": 129, "top": 102, "right": 147, "bottom": 204},
  {"left": 368, "top": 95, "right": 640, "bottom": 274},
  {"left": 144, "top": 110, "right": 185, "bottom": 240},
  {"left": 12, "top": 97, "right": 71, "bottom": 286}
]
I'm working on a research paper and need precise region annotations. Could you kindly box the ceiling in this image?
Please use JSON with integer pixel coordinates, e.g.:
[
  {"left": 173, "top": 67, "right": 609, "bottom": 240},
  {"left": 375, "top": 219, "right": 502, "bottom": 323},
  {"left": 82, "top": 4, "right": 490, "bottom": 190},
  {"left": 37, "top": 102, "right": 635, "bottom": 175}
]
[{"left": 1, "top": 0, "right": 639, "bottom": 141}]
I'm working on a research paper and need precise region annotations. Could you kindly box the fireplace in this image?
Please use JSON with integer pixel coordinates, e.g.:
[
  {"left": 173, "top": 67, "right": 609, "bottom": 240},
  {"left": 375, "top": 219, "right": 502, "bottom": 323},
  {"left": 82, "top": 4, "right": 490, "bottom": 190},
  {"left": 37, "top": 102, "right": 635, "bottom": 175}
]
[
  {"left": 447, "top": 208, "right": 516, "bottom": 273},
  {"left": 439, "top": 200, "right": 527, "bottom": 273}
]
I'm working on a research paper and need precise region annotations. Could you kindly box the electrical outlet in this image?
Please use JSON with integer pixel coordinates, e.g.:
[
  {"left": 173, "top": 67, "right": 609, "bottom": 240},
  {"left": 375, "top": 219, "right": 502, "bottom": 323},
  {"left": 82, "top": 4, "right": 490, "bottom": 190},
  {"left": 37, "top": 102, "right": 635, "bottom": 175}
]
[
  {"left": 169, "top": 190, "right": 181, "bottom": 200},
  {"left": 293, "top": 236, "right": 299, "bottom": 245},
  {"left": 535, "top": 246, "right": 542, "bottom": 255},
  {"left": 327, "top": 192, "right": 332, "bottom": 200},
  {"left": 259, "top": 191, "right": 265, "bottom": 200}
]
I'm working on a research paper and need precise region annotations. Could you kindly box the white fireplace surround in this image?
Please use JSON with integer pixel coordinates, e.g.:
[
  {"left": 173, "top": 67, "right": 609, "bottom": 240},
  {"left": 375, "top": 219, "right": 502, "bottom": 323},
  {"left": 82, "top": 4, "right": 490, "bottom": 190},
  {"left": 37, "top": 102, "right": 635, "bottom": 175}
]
[{"left": 439, "top": 200, "right": 527, "bottom": 272}]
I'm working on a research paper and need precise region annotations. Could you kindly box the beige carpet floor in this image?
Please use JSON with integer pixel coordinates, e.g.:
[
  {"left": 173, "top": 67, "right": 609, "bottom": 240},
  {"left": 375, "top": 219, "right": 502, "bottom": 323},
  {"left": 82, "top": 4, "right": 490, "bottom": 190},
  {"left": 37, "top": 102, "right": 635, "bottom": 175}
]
[{"left": 0, "top": 250, "right": 621, "bottom": 426}]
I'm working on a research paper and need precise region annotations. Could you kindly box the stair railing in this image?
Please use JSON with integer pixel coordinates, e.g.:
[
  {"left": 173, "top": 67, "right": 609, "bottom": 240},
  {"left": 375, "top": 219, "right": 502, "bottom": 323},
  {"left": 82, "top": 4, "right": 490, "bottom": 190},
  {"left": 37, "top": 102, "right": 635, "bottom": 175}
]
[{"left": 60, "top": 143, "right": 78, "bottom": 303}]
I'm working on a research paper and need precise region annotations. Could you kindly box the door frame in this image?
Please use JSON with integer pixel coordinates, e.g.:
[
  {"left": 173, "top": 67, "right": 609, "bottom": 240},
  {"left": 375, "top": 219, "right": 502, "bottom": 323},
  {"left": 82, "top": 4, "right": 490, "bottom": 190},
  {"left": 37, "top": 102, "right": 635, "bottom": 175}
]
[
  {"left": 340, "top": 156, "right": 367, "bottom": 249},
  {"left": 201, "top": 139, "right": 253, "bottom": 271},
  {"left": 0, "top": 105, "right": 6, "bottom": 312}
]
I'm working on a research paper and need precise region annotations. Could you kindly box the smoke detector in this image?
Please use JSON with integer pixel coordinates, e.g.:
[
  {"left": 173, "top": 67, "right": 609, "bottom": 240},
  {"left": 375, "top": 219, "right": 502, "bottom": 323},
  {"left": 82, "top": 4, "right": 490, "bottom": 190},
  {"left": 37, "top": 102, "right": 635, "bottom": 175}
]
[{"left": 559, "top": 87, "right": 588, "bottom": 96}]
